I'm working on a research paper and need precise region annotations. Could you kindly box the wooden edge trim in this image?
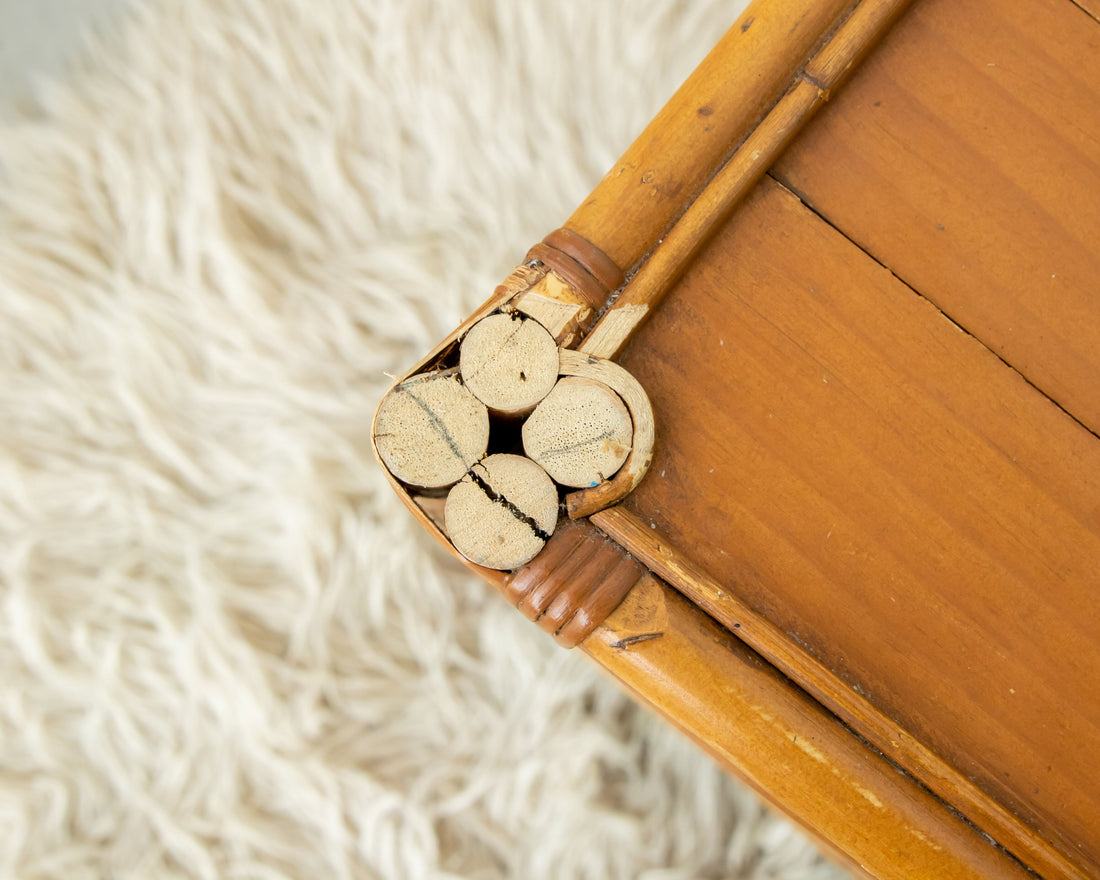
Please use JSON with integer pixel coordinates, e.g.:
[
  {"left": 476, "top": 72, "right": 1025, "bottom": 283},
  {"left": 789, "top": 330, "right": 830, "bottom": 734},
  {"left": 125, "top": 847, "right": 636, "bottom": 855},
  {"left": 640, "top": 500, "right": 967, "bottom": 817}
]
[
  {"left": 505, "top": 519, "right": 644, "bottom": 648},
  {"left": 552, "top": 556, "right": 642, "bottom": 649},
  {"left": 579, "top": 0, "right": 916, "bottom": 361},
  {"left": 543, "top": 227, "right": 626, "bottom": 293},
  {"left": 590, "top": 505, "right": 1089, "bottom": 880},
  {"left": 581, "top": 575, "right": 1037, "bottom": 880}
]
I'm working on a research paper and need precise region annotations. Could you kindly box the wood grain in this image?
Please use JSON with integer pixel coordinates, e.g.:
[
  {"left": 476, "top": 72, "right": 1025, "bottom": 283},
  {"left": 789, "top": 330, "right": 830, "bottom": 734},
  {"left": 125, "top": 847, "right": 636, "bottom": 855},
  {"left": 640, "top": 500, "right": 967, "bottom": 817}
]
[
  {"left": 614, "top": 175, "right": 1100, "bottom": 878},
  {"left": 556, "top": 349, "right": 655, "bottom": 519},
  {"left": 373, "top": 369, "right": 489, "bottom": 489},
  {"left": 522, "top": 377, "right": 632, "bottom": 489},
  {"left": 1073, "top": 0, "right": 1100, "bottom": 21},
  {"left": 582, "top": 576, "right": 1037, "bottom": 880},
  {"left": 459, "top": 314, "right": 560, "bottom": 416},
  {"left": 563, "top": 0, "right": 854, "bottom": 274},
  {"left": 773, "top": 0, "right": 1100, "bottom": 434},
  {"left": 508, "top": 272, "right": 592, "bottom": 345},
  {"left": 445, "top": 454, "right": 558, "bottom": 571},
  {"left": 580, "top": 0, "right": 914, "bottom": 362}
]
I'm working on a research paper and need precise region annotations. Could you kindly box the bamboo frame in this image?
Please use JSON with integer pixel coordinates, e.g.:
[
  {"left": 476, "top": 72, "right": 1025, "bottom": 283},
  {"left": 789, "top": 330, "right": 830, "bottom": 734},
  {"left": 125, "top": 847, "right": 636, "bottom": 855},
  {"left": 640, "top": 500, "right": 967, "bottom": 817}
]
[
  {"left": 579, "top": 0, "right": 915, "bottom": 361},
  {"left": 590, "top": 505, "right": 1090, "bottom": 880},
  {"left": 370, "top": 0, "right": 1098, "bottom": 875}
]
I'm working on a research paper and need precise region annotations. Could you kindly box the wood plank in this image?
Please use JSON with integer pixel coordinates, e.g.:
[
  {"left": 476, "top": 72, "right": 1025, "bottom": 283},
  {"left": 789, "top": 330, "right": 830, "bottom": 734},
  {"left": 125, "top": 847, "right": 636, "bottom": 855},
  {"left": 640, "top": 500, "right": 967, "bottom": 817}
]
[
  {"left": 583, "top": 576, "right": 1036, "bottom": 880},
  {"left": 577, "top": 0, "right": 916, "bottom": 362},
  {"left": 614, "top": 175, "right": 1100, "bottom": 877},
  {"left": 590, "top": 504, "right": 1089, "bottom": 880},
  {"left": 1070, "top": 0, "right": 1100, "bottom": 23},
  {"left": 772, "top": 0, "right": 1100, "bottom": 433}
]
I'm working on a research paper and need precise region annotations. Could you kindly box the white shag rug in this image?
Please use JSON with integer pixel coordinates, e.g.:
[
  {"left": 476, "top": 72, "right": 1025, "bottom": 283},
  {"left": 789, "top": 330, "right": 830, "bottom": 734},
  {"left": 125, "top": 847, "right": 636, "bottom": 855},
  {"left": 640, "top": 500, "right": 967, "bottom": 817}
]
[{"left": 0, "top": 1, "right": 850, "bottom": 877}]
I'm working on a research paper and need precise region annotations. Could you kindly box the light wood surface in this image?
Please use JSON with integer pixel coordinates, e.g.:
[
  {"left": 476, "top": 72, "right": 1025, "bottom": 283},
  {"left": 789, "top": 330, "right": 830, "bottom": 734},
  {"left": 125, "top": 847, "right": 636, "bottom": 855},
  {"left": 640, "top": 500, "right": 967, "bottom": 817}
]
[
  {"left": 614, "top": 175, "right": 1100, "bottom": 879},
  {"left": 508, "top": 271, "right": 592, "bottom": 345},
  {"left": 445, "top": 454, "right": 559, "bottom": 571},
  {"left": 556, "top": 349, "right": 655, "bottom": 519},
  {"left": 459, "top": 314, "right": 560, "bottom": 416},
  {"left": 773, "top": 0, "right": 1100, "bottom": 434}
]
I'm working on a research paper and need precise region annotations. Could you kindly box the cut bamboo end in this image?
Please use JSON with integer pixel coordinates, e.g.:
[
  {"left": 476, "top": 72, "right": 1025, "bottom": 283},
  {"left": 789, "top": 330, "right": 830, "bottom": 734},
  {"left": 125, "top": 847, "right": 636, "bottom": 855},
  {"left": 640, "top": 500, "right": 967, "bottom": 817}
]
[
  {"left": 445, "top": 454, "right": 559, "bottom": 570},
  {"left": 557, "top": 349, "right": 656, "bottom": 519},
  {"left": 459, "top": 314, "right": 560, "bottom": 416},
  {"left": 522, "top": 377, "right": 632, "bottom": 489},
  {"left": 373, "top": 369, "right": 490, "bottom": 489}
]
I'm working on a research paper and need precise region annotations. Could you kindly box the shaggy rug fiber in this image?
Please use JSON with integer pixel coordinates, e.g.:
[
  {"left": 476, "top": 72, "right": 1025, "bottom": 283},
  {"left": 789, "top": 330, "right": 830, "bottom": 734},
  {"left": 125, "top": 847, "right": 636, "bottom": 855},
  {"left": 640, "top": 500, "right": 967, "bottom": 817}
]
[{"left": 0, "top": 1, "right": 850, "bottom": 877}]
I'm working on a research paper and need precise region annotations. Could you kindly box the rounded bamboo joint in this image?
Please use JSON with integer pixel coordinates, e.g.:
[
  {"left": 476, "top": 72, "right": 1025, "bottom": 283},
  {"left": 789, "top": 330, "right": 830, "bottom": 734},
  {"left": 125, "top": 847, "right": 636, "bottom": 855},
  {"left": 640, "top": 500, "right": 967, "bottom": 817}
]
[
  {"left": 522, "top": 377, "right": 632, "bottom": 488},
  {"left": 555, "top": 349, "right": 656, "bottom": 519},
  {"left": 445, "top": 453, "right": 559, "bottom": 570},
  {"left": 374, "top": 370, "right": 490, "bottom": 489},
  {"left": 459, "top": 314, "right": 559, "bottom": 416}
]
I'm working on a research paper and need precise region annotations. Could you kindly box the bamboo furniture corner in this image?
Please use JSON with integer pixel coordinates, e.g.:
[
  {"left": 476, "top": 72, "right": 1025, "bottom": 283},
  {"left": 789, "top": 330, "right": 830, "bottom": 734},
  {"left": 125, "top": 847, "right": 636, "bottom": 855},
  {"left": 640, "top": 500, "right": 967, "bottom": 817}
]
[{"left": 372, "top": 0, "right": 1100, "bottom": 876}]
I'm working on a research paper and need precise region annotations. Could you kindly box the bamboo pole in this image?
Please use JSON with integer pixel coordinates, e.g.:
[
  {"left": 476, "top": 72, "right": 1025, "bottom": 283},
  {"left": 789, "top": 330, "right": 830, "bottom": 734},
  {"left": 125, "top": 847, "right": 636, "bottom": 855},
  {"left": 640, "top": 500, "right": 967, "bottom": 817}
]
[
  {"left": 445, "top": 454, "right": 559, "bottom": 570},
  {"left": 373, "top": 369, "right": 490, "bottom": 489},
  {"left": 563, "top": 0, "right": 855, "bottom": 275},
  {"left": 579, "top": 0, "right": 915, "bottom": 361},
  {"left": 459, "top": 314, "right": 560, "bottom": 416}
]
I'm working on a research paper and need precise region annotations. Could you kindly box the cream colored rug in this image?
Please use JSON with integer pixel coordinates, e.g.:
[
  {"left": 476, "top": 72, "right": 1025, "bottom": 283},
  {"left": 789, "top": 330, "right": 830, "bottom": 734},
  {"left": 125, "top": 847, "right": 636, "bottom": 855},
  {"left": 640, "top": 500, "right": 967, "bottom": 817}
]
[{"left": 0, "top": 0, "right": 848, "bottom": 877}]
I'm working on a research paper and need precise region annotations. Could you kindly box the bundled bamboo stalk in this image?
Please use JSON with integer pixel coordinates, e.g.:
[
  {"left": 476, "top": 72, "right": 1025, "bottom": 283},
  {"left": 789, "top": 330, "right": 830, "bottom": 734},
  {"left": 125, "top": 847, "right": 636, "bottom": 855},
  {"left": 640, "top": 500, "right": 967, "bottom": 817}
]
[
  {"left": 373, "top": 369, "right": 490, "bottom": 489},
  {"left": 522, "top": 377, "right": 632, "bottom": 489},
  {"left": 459, "top": 313, "right": 560, "bottom": 416},
  {"left": 445, "top": 454, "right": 560, "bottom": 570}
]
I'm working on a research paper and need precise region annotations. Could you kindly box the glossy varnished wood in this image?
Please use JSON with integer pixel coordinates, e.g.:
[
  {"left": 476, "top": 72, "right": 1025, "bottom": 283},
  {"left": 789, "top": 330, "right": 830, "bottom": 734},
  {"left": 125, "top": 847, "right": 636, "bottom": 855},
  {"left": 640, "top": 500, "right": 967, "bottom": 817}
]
[
  {"left": 773, "top": 0, "right": 1100, "bottom": 433},
  {"left": 579, "top": 0, "right": 915, "bottom": 362},
  {"left": 1076, "top": 0, "right": 1100, "bottom": 20},
  {"left": 563, "top": 0, "right": 853, "bottom": 274},
  {"left": 591, "top": 504, "right": 1089, "bottom": 880},
  {"left": 505, "top": 519, "right": 646, "bottom": 648},
  {"left": 614, "top": 175, "right": 1100, "bottom": 878},
  {"left": 582, "top": 576, "right": 1036, "bottom": 880},
  {"left": 379, "top": 0, "right": 1100, "bottom": 875}
]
